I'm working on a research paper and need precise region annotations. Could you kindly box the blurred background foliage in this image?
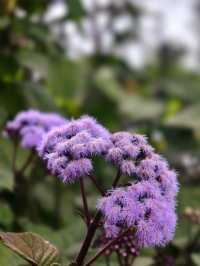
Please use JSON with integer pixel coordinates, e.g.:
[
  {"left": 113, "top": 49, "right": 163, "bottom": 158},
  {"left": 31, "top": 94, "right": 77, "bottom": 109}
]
[{"left": 0, "top": 0, "right": 200, "bottom": 265}]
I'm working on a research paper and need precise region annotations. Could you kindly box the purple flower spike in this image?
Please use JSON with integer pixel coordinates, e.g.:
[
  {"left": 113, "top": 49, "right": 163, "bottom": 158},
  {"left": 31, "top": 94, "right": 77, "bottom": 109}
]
[
  {"left": 5, "top": 109, "right": 67, "bottom": 149},
  {"left": 39, "top": 115, "right": 112, "bottom": 183}
]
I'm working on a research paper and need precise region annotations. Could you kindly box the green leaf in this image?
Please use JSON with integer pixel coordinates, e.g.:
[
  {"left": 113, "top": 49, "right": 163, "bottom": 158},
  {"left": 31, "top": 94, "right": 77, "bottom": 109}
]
[
  {"left": 0, "top": 243, "right": 26, "bottom": 266},
  {"left": 17, "top": 50, "right": 48, "bottom": 78},
  {"left": 21, "top": 81, "right": 57, "bottom": 111},
  {"left": 165, "top": 104, "right": 200, "bottom": 130},
  {"left": 192, "top": 253, "right": 200, "bottom": 266},
  {"left": 18, "top": 0, "right": 47, "bottom": 14},
  {"left": 67, "top": 0, "right": 85, "bottom": 21},
  {"left": 95, "top": 68, "right": 164, "bottom": 121},
  {"left": 47, "top": 57, "right": 88, "bottom": 114},
  {"left": 0, "top": 139, "right": 14, "bottom": 190},
  {"left": 0, "top": 202, "right": 14, "bottom": 227},
  {"left": 47, "top": 58, "right": 85, "bottom": 98},
  {"left": 0, "top": 232, "right": 60, "bottom": 266}
]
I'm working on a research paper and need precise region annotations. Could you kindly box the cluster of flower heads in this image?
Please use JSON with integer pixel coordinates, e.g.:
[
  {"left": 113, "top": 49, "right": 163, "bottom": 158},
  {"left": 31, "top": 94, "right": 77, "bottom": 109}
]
[
  {"left": 38, "top": 115, "right": 112, "bottom": 183},
  {"left": 105, "top": 132, "right": 154, "bottom": 176},
  {"left": 98, "top": 131, "right": 178, "bottom": 247},
  {"left": 10, "top": 110, "right": 178, "bottom": 248},
  {"left": 5, "top": 110, "right": 67, "bottom": 149}
]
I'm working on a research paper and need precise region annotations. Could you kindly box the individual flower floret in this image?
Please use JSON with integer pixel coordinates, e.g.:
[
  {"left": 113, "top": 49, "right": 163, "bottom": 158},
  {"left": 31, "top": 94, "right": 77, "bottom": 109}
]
[
  {"left": 38, "top": 115, "right": 112, "bottom": 183},
  {"left": 5, "top": 109, "right": 67, "bottom": 149}
]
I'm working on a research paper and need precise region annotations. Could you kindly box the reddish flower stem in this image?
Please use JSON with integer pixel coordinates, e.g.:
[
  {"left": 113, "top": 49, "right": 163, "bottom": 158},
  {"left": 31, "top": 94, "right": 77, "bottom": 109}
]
[
  {"left": 116, "top": 251, "right": 123, "bottom": 266},
  {"left": 80, "top": 178, "right": 90, "bottom": 227},
  {"left": 74, "top": 171, "right": 121, "bottom": 266},
  {"left": 19, "top": 150, "right": 35, "bottom": 174},
  {"left": 88, "top": 175, "right": 105, "bottom": 196},
  {"left": 112, "top": 169, "right": 121, "bottom": 188},
  {"left": 75, "top": 211, "right": 102, "bottom": 265},
  {"left": 12, "top": 139, "right": 18, "bottom": 173},
  {"left": 84, "top": 228, "right": 132, "bottom": 266}
]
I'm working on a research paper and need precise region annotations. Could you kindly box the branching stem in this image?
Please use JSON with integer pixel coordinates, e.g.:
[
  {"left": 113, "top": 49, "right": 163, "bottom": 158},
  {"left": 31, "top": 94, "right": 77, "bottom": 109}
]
[
  {"left": 84, "top": 228, "right": 132, "bottom": 266},
  {"left": 74, "top": 170, "right": 122, "bottom": 266},
  {"left": 88, "top": 175, "right": 105, "bottom": 196}
]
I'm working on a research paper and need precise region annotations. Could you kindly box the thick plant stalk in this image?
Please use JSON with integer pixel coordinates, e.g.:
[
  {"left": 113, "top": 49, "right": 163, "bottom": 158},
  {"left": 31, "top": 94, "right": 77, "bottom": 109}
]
[
  {"left": 11, "top": 146, "right": 36, "bottom": 229},
  {"left": 75, "top": 211, "right": 102, "bottom": 265},
  {"left": 74, "top": 171, "right": 121, "bottom": 266},
  {"left": 19, "top": 150, "right": 35, "bottom": 174}
]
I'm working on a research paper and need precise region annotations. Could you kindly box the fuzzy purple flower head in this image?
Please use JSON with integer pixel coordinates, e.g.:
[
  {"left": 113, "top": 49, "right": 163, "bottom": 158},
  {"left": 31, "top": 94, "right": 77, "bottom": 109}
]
[
  {"left": 98, "top": 131, "right": 178, "bottom": 247},
  {"left": 38, "top": 115, "right": 112, "bottom": 184},
  {"left": 5, "top": 110, "right": 67, "bottom": 149},
  {"left": 105, "top": 132, "right": 154, "bottom": 176}
]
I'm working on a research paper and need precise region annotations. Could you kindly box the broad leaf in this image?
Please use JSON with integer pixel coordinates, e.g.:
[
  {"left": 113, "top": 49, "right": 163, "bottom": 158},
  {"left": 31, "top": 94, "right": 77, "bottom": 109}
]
[
  {"left": 67, "top": 0, "right": 85, "bottom": 21},
  {"left": 0, "top": 244, "right": 26, "bottom": 266},
  {"left": 95, "top": 68, "right": 164, "bottom": 121},
  {"left": 166, "top": 104, "right": 200, "bottom": 131},
  {"left": 0, "top": 232, "right": 60, "bottom": 266},
  {"left": 192, "top": 253, "right": 200, "bottom": 266}
]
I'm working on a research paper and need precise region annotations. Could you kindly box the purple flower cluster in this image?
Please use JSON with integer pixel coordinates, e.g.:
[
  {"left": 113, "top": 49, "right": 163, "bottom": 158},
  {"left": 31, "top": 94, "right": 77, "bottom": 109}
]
[
  {"left": 5, "top": 109, "right": 179, "bottom": 251},
  {"left": 5, "top": 110, "right": 67, "bottom": 149},
  {"left": 98, "top": 131, "right": 178, "bottom": 247},
  {"left": 105, "top": 132, "right": 153, "bottom": 176},
  {"left": 38, "top": 116, "right": 112, "bottom": 183}
]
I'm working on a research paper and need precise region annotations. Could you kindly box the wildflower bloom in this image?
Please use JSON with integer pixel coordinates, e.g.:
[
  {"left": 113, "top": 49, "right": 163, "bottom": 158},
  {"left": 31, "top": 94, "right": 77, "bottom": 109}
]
[
  {"left": 106, "top": 132, "right": 154, "bottom": 176},
  {"left": 98, "top": 132, "right": 178, "bottom": 247},
  {"left": 38, "top": 115, "right": 112, "bottom": 183},
  {"left": 5, "top": 110, "right": 67, "bottom": 149}
]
